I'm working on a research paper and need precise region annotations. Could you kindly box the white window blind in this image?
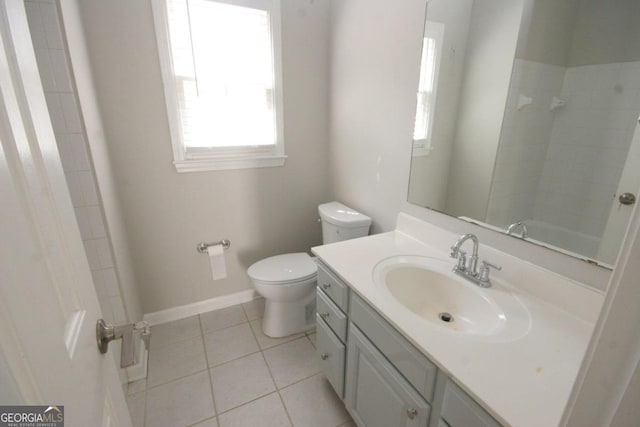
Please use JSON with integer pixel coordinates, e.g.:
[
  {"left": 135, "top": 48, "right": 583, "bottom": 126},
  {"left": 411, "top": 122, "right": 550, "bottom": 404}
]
[
  {"left": 413, "top": 21, "right": 444, "bottom": 157},
  {"left": 153, "top": 0, "right": 285, "bottom": 172}
]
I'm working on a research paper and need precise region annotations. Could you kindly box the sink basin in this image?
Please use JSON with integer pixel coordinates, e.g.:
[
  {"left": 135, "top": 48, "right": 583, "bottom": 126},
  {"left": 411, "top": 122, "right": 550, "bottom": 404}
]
[{"left": 373, "top": 256, "right": 530, "bottom": 341}]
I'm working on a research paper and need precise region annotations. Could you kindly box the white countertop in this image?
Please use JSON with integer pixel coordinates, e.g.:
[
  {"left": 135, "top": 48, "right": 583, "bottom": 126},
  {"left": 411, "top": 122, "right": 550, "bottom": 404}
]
[{"left": 312, "top": 221, "right": 604, "bottom": 427}]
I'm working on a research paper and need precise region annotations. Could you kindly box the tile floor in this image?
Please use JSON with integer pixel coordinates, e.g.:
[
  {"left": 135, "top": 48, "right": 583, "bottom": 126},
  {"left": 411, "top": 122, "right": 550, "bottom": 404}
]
[{"left": 126, "top": 298, "right": 355, "bottom": 427}]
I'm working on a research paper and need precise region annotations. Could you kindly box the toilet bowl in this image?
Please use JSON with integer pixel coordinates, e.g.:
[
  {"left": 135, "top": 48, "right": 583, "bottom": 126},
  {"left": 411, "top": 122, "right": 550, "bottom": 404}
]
[
  {"left": 247, "top": 202, "right": 371, "bottom": 338},
  {"left": 248, "top": 253, "right": 318, "bottom": 337}
]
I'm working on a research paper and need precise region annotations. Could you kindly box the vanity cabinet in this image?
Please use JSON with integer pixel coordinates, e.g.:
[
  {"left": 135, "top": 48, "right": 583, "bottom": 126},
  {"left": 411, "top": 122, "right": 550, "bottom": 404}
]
[
  {"left": 440, "top": 380, "right": 501, "bottom": 427},
  {"left": 315, "top": 261, "right": 502, "bottom": 427},
  {"left": 316, "top": 263, "right": 350, "bottom": 398},
  {"left": 346, "top": 325, "right": 431, "bottom": 427}
]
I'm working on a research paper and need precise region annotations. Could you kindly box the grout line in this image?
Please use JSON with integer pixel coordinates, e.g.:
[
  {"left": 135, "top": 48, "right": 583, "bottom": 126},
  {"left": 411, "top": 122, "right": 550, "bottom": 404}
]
[
  {"left": 199, "top": 314, "right": 219, "bottom": 422},
  {"left": 260, "top": 350, "right": 295, "bottom": 427},
  {"left": 144, "top": 300, "right": 332, "bottom": 426}
]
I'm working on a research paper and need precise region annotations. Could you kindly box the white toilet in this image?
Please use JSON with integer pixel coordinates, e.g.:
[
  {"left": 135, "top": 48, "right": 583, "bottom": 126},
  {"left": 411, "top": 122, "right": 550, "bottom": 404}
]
[{"left": 247, "top": 202, "right": 371, "bottom": 337}]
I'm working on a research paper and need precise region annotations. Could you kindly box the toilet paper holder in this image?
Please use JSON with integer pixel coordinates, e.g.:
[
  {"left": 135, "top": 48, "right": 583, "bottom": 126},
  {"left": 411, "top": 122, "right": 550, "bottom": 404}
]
[{"left": 197, "top": 239, "right": 231, "bottom": 253}]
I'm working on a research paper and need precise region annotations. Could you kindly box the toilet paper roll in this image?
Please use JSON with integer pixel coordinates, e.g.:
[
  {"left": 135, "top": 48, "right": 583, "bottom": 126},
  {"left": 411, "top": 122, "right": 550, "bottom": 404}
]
[{"left": 207, "top": 244, "right": 227, "bottom": 280}]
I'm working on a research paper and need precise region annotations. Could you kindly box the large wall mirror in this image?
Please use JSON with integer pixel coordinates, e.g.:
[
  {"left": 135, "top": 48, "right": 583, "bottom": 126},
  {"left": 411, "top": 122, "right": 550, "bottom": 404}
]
[{"left": 408, "top": 0, "right": 640, "bottom": 266}]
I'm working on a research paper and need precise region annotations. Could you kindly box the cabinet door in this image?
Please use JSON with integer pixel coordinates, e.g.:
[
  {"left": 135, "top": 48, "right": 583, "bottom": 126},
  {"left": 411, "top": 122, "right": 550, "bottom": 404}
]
[
  {"left": 346, "top": 325, "right": 430, "bottom": 427},
  {"left": 316, "top": 314, "right": 346, "bottom": 398},
  {"left": 441, "top": 380, "right": 501, "bottom": 427}
]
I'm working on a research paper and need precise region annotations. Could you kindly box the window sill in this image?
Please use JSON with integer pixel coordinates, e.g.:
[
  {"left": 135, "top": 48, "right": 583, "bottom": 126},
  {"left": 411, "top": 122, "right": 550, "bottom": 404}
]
[
  {"left": 174, "top": 155, "right": 287, "bottom": 173},
  {"left": 412, "top": 147, "right": 434, "bottom": 157}
]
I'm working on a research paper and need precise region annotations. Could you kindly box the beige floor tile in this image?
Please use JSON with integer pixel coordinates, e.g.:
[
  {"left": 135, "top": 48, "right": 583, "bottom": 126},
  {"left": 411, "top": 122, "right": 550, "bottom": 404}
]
[
  {"left": 307, "top": 332, "right": 316, "bottom": 348},
  {"left": 280, "top": 374, "right": 350, "bottom": 427},
  {"left": 217, "top": 393, "right": 291, "bottom": 427},
  {"left": 249, "top": 319, "right": 304, "bottom": 350},
  {"left": 147, "top": 335, "right": 207, "bottom": 388},
  {"left": 150, "top": 316, "right": 202, "bottom": 350},
  {"left": 263, "top": 337, "right": 319, "bottom": 389},
  {"left": 190, "top": 417, "right": 218, "bottom": 427},
  {"left": 210, "top": 353, "right": 276, "bottom": 413},
  {"left": 126, "top": 391, "right": 145, "bottom": 427},
  {"left": 241, "top": 298, "right": 265, "bottom": 320},
  {"left": 200, "top": 306, "right": 247, "bottom": 333},
  {"left": 204, "top": 323, "right": 260, "bottom": 367},
  {"left": 146, "top": 371, "right": 215, "bottom": 427}
]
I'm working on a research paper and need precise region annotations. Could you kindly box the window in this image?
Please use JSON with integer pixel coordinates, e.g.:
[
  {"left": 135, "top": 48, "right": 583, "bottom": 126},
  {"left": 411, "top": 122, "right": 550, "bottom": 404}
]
[
  {"left": 413, "top": 21, "right": 444, "bottom": 157},
  {"left": 152, "top": 0, "right": 285, "bottom": 172}
]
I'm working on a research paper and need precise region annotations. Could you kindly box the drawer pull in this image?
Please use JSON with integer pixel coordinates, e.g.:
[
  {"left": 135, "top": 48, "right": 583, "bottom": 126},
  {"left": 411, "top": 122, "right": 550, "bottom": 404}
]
[
  {"left": 406, "top": 408, "right": 418, "bottom": 420},
  {"left": 320, "top": 353, "right": 329, "bottom": 360},
  {"left": 320, "top": 312, "right": 330, "bottom": 319},
  {"left": 322, "top": 283, "right": 331, "bottom": 290}
]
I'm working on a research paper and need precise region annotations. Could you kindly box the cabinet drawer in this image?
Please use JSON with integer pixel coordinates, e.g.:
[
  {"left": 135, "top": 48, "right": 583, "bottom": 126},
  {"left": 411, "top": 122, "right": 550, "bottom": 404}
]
[
  {"left": 317, "top": 262, "right": 349, "bottom": 312},
  {"left": 349, "top": 293, "right": 437, "bottom": 403},
  {"left": 346, "top": 325, "right": 430, "bottom": 427},
  {"left": 441, "top": 380, "right": 501, "bottom": 427},
  {"left": 316, "top": 313, "right": 345, "bottom": 398},
  {"left": 317, "top": 289, "right": 347, "bottom": 342}
]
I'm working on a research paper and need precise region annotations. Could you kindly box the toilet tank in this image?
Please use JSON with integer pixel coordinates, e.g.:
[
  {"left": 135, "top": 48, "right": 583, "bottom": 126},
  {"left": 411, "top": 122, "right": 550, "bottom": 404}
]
[{"left": 318, "top": 202, "right": 372, "bottom": 244}]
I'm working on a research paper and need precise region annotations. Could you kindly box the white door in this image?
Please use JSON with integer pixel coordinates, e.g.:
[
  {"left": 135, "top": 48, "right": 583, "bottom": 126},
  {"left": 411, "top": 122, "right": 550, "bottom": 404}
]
[
  {"left": 0, "top": 2, "right": 131, "bottom": 426},
  {"left": 597, "top": 117, "right": 640, "bottom": 264}
]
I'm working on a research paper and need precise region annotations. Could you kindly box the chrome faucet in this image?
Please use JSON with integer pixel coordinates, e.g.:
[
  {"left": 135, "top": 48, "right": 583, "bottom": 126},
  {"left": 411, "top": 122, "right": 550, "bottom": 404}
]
[
  {"left": 507, "top": 221, "right": 528, "bottom": 239},
  {"left": 450, "top": 233, "right": 501, "bottom": 288},
  {"left": 450, "top": 233, "right": 479, "bottom": 275}
]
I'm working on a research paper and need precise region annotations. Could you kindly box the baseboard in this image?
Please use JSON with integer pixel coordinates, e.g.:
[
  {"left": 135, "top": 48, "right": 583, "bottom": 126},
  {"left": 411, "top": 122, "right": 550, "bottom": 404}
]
[
  {"left": 143, "top": 289, "right": 258, "bottom": 326},
  {"left": 126, "top": 336, "right": 148, "bottom": 382}
]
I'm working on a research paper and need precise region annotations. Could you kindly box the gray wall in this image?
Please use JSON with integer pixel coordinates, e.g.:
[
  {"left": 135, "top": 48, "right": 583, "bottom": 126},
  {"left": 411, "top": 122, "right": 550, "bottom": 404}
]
[
  {"left": 328, "top": 0, "right": 427, "bottom": 233},
  {"left": 407, "top": 0, "right": 473, "bottom": 210},
  {"left": 444, "top": 0, "right": 525, "bottom": 219},
  {"left": 77, "top": 0, "right": 332, "bottom": 313},
  {"left": 569, "top": 0, "right": 640, "bottom": 66}
]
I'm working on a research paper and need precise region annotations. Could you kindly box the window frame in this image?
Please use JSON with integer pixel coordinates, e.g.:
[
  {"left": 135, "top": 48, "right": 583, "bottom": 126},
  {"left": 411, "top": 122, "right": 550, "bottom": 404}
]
[
  {"left": 413, "top": 21, "right": 444, "bottom": 157},
  {"left": 151, "top": 0, "right": 286, "bottom": 172}
]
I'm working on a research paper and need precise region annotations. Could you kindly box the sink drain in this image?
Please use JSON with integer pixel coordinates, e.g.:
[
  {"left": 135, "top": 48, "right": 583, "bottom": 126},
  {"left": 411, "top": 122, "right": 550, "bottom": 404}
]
[{"left": 438, "top": 312, "right": 454, "bottom": 323}]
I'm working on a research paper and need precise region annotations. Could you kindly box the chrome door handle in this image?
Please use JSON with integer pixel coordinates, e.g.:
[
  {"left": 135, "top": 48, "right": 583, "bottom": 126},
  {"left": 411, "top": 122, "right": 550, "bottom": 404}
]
[
  {"left": 619, "top": 193, "right": 636, "bottom": 206},
  {"left": 320, "top": 353, "right": 329, "bottom": 360},
  {"left": 96, "top": 319, "right": 150, "bottom": 368}
]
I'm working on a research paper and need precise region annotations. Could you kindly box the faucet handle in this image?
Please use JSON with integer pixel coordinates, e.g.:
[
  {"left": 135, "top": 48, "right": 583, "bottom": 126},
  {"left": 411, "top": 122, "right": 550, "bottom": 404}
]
[
  {"left": 450, "top": 246, "right": 459, "bottom": 258},
  {"left": 455, "top": 250, "right": 467, "bottom": 271},
  {"left": 479, "top": 260, "right": 502, "bottom": 284}
]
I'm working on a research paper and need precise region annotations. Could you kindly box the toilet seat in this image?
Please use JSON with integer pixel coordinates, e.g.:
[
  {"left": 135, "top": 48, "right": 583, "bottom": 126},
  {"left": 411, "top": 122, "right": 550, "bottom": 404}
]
[{"left": 247, "top": 253, "right": 317, "bottom": 285}]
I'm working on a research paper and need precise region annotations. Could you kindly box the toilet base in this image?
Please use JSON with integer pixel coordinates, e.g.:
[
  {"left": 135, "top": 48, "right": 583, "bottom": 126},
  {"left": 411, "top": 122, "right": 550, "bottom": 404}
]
[{"left": 261, "top": 292, "right": 316, "bottom": 338}]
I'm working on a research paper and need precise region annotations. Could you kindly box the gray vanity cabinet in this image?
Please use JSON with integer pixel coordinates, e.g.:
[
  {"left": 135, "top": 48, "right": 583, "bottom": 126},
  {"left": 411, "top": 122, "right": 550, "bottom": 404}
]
[
  {"left": 346, "top": 325, "right": 431, "bottom": 427},
  {"left": 316, "top": 263, "right": 350, "bottom": 398},
  {"left": 315, "top": 261, "right": 502, "bottom": 427},
  {"left": 440, "top": 380, "right": 501, "bottom": 427}
]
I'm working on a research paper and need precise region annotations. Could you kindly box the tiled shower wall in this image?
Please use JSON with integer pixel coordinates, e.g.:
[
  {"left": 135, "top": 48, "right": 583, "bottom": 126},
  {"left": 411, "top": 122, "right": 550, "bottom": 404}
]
[
  {"left": 486, "top": 59, "right": 564, "bottom": 227},
  {"left": 487, "top": 59, "right": 640, "bottom": 243},
  {"left": 24, "top": 0, "right": 129, "bottom": 385},
  {"left": 534, "top": 61, "right": 640, "bottom": 237}
]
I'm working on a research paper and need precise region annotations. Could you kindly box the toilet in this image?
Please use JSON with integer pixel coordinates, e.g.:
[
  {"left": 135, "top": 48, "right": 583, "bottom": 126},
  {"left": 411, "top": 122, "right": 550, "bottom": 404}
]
[{"left": 247, "top": 202, "right": 371, "bottom": 337}]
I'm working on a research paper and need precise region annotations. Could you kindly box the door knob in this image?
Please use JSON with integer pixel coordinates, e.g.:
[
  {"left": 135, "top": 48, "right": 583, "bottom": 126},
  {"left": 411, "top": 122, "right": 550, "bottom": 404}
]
[
  {"left": 619, "top": 193, "right": 636, "bottom": 206},
  {"left": 96, "top": 319, "right": 150, "bottom": 368}
]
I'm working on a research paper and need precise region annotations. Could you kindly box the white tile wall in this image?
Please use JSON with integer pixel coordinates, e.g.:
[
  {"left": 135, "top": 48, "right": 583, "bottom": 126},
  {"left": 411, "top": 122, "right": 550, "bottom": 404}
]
[
  {"left": 24, "top": 0, "right": 129, "bottom": 386},
  {"left": 487, "top": 60, "right": 565, "bottom": 227},
  {"left": 487, "top": 59, "right": 640, "bottom": 250},
  {"left": 534, "top": 61, "right": 640, "bottom": 237}
]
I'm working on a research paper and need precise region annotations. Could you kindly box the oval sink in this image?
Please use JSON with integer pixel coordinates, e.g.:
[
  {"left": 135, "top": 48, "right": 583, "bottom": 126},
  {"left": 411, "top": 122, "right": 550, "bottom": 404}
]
[{"left": 373, "top": 256, "right": 530, "bottom": 341}]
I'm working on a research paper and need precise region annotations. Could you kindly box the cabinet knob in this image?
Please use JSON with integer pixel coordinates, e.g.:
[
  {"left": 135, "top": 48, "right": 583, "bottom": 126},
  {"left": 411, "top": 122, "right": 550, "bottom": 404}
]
[
  {"left": 322, "top": 283, "right": 331, "bottom": 290},
  {"left": 320, "top": 353, "right": 329, "bottom": 360},
  {"left": 406, "top": 408, "right": 417, "bottom": 420},
  {"left": 320, "top": 312, "right": 330, "bottom": 319}
]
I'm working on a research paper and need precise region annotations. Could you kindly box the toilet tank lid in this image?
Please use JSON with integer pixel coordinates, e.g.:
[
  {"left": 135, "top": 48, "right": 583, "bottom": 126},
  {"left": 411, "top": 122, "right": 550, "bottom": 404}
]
[
  {"left": 247, "top": 253, "right": 317, "bottom": 283},
  {"left": 318, "top": 202, "right": 371, "bottom": 228}
]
